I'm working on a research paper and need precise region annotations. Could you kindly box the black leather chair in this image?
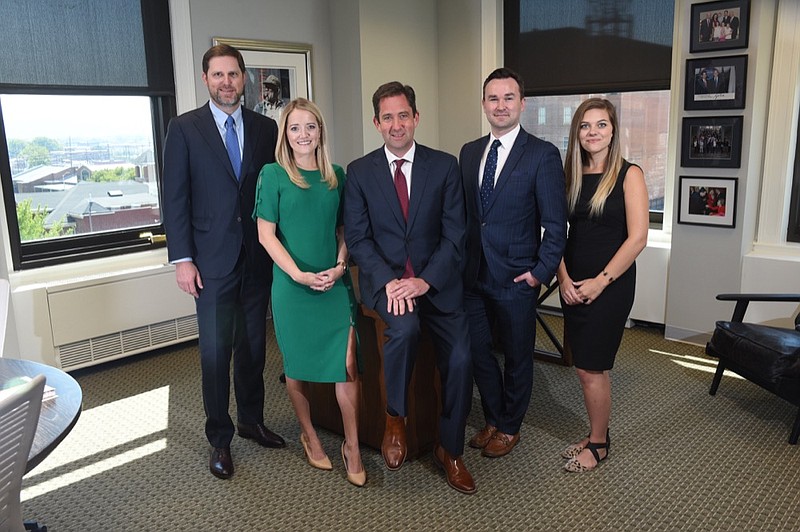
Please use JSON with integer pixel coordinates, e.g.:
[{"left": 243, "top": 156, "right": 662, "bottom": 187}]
[{"left": 705, "top": 293, "right": 800, "bottom": 444}]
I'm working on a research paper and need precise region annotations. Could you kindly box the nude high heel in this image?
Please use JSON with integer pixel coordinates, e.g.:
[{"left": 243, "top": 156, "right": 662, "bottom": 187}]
[
  {"left": 341, "top": 441, "right": 366, "bottom": 487},
  {"left": 300, "top": 433, "right": 332, "bottom": 470}
]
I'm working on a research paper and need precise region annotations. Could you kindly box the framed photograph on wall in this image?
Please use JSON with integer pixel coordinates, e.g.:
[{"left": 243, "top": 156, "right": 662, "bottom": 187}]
[
  {"left": 678, "top": 176, "right": 737, "bottom": 228},
  {"left": 685, "top": 55, "right": 747, "bottom": 110},
  {"left": 690, "top": 0, "right": 749, "bottom": 53},
  {"left": 212, "top": 37, "right": 313, "bottom": 122},
  {"left": 681, "top": 116, "right": 743, "bottom": 168}
]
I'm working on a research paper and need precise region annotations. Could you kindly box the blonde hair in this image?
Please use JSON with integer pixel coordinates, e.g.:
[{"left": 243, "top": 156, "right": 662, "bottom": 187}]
[
  {"left": 275, "top": 98, "right": 337, "bottom": 189},
  {"left": 563, "top": 98, "right": 623, "bottom": 217}
]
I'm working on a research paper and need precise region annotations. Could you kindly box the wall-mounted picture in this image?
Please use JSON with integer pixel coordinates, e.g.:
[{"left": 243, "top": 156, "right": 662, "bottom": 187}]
[
  {"left": 685, "top": 55, "right": 747, "bottom": 110},
  {"left": 212, "top": 37, "right": 313, "bottom": 122},
  {"left": 690, "top": 0, "right": 749, "bottom": 53},
  {"left": 681, "top": 116, "right": 743, "bottom": 168},
  {"left": 678, "top": 176, "right": 737, "bottom": 228}
]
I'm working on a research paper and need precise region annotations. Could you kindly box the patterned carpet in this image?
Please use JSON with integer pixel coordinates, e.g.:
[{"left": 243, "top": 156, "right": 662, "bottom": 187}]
[{"left": 20, "top": 316, "right": 800, "bottom": 531}]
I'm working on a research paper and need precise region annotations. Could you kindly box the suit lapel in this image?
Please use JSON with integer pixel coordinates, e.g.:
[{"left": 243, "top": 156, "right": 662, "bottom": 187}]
[
  {"left": 484, "top": 129, "right": 527, "bottom": 214},
  {"left": 469, "top": 136, "right": 489, "bottom": 216},
  {"left": 406, "top": 147, "right": 429, "bottom": 232},
  {"left": 240, "top": 108, "right": 260, "bottom": 187},
  {"left": 193, "top": 103, "right": 239, "bottom": 183},
  {"left": 372, "top": 150, "right": 407, "bottom": 228}
]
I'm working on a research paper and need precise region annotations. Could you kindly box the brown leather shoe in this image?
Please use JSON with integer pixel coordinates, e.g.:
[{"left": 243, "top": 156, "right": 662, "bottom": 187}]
[
  {"left": 237, "top": 423, "right": 286, "bottom": 448},
  {"left": 381, "top": 413, "right": 407, "bottom": 471},
  {"left": 433, "top": 445, "right": 476, "bottom": 495},
  {"left": 209, "top": 447, "right": 233, "bottom": 479},
  {"left": 468, "top": 424, "right": 497, "bottom": 449},
  {"left": 482, "top": 431, "right": 520, "bottom": 458}
]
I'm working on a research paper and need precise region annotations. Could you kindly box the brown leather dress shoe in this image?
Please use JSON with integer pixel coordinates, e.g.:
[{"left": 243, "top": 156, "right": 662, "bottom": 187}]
[
  {"left": 381, "top": 413, "right": 407, "bottom": 471},
  {"left": 433, "top": 445, "right": 476, "bottom": 495},
  {"left": 237, "top": 423, "right": 286, "bottom": 448},
  {"left": 210, "top": 447, "right": 233, "bottom": 479},
  {"left": 482, "top": 431, "right": 520, "bottom": 458},
  {"left": 468, "top": 424, "right": 497, "bottom": 449}
]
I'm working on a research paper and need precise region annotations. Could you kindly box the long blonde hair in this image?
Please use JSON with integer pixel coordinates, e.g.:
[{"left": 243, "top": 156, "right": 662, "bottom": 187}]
[
  {"left": 563, "top": 98, "right": 623, "bottom": 217},
  {"left": 275, "top": 98, "right": 337, "bottom": 189}
]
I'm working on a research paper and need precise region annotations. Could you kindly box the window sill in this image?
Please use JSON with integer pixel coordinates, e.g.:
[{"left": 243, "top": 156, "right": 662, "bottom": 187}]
[{"left": 9, "top": 248, "right": 171, "bottom": 291}]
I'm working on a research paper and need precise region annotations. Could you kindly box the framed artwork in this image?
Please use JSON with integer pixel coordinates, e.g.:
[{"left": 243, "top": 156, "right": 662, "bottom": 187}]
[
  {"left": 681, "top": 116, "right": 743, "bottom": 168},
  {"left": 690, "top": 0, "right": 749, "bottom": 53},
  {"left": 678, "top": 176, "right": 737, "bottom": 228},
  {"left": 685, "top": 55, "right": 747, "bottom": 111},
  {"left": 212, "top": 37, "right": 313, "bottom": 122}
]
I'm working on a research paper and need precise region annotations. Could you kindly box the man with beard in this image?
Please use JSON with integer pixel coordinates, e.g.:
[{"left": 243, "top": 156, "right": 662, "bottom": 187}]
[{"left": 163, "top": 44, "right": 285, "bottom": 479}]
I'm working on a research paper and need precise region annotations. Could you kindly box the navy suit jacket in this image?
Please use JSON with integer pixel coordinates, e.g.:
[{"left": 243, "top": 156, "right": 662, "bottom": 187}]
[
  {"left": 460, "top": 127, "right": 567, "bottom": 291},
  {"left": 162, "top": 103, "right": 278, "bottom": 279},
  {"left": 344, "top": 143, "right": 466, "bottom": 313}
]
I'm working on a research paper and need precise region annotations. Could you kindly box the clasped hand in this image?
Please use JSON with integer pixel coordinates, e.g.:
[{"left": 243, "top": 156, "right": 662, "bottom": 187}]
[
  {"left": 560, "top": 275, "right": 604, "bottom": 306},
  {"left": 296, "top": 265, "right": 343, "bottom": 292},
  {"left": 385, "top": 277, "right": 430, "bottom": 316}
]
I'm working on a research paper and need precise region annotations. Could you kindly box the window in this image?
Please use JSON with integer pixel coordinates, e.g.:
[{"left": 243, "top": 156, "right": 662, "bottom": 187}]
[
  {"left": 4, "top": 95, "right": 159, "bottom": 240},
  {"left": 788, "top": 110, "right": 800, "bottom": 243},
  {"left": 506, "top": 0, "right": 673, "bottom": 222},
  {"left": 505, "top": 0, "right": 673, "bottom": 95},
  {"left": 538, "top": 107, "right": 546, "bottom": 125},
  {"left": 522, "top": 91, "right": 670, "bottom": 213},
  {"left": 0, "top": 0, "right": 175, "bottom": 270}
]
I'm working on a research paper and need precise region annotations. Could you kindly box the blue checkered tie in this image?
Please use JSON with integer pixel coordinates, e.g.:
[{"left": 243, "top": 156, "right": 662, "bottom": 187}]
[
  {"left": 480, "top": 139, "right": 501, "bottom": 211},
  {"left": 225, "top": 115, "right": 241, "bottom": 180}
]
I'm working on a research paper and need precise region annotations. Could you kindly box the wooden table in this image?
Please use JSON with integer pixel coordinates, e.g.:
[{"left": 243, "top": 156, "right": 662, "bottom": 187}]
[
  {"left": 0, "top": 358, "right": 83, "bottom": 473},
  {"left": 308, "top": 305, "right": 440, "bottom": 459}
]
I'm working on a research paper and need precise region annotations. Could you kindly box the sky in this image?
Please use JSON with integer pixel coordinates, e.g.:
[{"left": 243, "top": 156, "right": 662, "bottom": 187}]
[{"left": 1, "top": 94, "right": 154, "bottom": 142}]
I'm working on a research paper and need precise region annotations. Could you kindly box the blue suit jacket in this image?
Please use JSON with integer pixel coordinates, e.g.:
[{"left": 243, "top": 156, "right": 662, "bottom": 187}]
[
  {"left": 459, "top": 127, "right": 567, "bottom": 291},
  {"left": 162, "top": 103, "right": 278, "bottom": 279},
  {"left": 344, "top": 144, "right": 466, "bottom": 313}
]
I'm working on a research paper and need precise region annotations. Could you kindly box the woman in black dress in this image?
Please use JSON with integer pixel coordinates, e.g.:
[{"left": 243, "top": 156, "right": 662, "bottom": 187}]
[{"left": 557, "top": 98, "right": 649, "bottom": 472}]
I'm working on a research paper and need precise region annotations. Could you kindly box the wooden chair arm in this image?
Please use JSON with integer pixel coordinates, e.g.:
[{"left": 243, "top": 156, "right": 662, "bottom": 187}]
[{"left": 715, "top": 293, "right": 800, "bottom": 323}]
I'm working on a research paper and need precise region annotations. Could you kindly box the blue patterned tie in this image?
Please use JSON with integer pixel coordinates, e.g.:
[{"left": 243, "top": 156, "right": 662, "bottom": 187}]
[
  {"left": 480, "top": 139, "right": 501, "bottom": 211},
  {"left": 225, "top": 115, "right": 241, "bottom": 180}
]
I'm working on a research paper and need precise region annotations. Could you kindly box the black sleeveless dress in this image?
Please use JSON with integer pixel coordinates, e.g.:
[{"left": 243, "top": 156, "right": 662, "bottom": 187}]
[{"left": 561, "top": 161, "right": 637, "bottom": 371}]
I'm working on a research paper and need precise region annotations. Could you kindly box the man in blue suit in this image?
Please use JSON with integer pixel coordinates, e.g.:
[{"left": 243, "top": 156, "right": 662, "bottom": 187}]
[
  {"left": 459, "top": 68, "right": 567, "bottom": 458},
  {"left": 163, "top": 44, "right": 285, "bottom": 479},
  {"left": 344, "top": 82, "right": 475, "bottom": 494}
]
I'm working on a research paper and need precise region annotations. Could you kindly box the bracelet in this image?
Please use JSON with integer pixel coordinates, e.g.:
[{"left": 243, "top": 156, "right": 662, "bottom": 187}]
[
  {"left": 336, "top": 260, "right": 347, "bottom": 272},
  {"left": 602, "top": 270, "right": 614, "bottom": 283}
]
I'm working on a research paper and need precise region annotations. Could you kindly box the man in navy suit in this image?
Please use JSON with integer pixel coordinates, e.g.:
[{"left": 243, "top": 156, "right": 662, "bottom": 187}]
[
  {"left": 344, "top": 82, "right": 475, "bottom": 494},
  {"left": 163, "top": 44, "right": 285, "bottom": 479},
  {"left": 460, "top": 68, "right": 567, "bottom": 458}
]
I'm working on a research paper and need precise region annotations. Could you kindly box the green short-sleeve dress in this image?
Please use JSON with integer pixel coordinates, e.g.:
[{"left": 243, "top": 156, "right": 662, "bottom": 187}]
[{"left": 253, "top": 162, "right": 357, "bottom": 383}]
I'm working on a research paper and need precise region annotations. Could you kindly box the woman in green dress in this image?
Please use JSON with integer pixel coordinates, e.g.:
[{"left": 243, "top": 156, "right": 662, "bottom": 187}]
[{"left": 254, "top": 98, "right": 365, "bottom": 487}]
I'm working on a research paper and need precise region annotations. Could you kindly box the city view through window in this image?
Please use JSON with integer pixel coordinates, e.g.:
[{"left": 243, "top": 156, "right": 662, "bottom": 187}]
[
  {"left": 2, "top": 94, "right": 159, "bottom": 242},
  {"left": 521, "top": 90, "right": 670, "bottom": 212}
]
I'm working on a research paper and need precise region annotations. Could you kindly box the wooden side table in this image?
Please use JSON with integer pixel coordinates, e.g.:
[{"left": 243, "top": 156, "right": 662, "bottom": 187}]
[{"left": 308, "top": 304, "right": 440, "bottom": 460}]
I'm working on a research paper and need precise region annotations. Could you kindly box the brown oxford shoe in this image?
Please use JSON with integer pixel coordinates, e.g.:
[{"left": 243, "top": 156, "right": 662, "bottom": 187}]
[
  {"left": 482, "top": 431, "right": 520, "bottom": 458},
  {"left": 381, "top": 413, "right": 407, "bottom": 471},
  {"left": 468, "top": 424, "right": 497, "bottom": 449},
  {"left": 433, "top": 445, "right": 476, "bottom": 495},
  {"left": 209, "top": 447, "right": 233, "bottom": 479},
  {"left": 237, "top": 423, "right": 286, "bottom": 448}
]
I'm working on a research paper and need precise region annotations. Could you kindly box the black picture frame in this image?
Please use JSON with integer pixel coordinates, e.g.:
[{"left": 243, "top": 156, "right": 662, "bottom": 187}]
[
  {"left": 685, "top": 55, "right": 747, "bottom": 110},
  {"left": 678, "top": 176, "right": 737, "bottom": 228},
  {"left": 681, "top": 116, "right": 743, "bottom": 168},
  {"left": 690, "top": 0, "right": 749, "bottom": 53}
]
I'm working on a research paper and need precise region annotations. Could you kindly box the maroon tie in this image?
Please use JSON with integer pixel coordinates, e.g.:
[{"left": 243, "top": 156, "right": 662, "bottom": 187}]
[{"left": 393, "top": 159, "right": 414, "bottom": 278}]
